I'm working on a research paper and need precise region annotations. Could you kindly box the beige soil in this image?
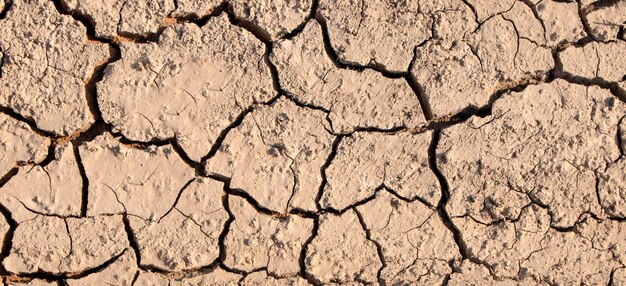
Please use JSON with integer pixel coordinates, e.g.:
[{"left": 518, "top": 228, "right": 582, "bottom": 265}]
[{"left": 0, "top": 0, "right": 625, "bottom": 285}]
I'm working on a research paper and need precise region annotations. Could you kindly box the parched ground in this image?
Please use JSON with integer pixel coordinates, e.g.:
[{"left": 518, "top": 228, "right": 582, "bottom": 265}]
[{"left": 0, "top": 0, "right": 625, "bottom": 285}]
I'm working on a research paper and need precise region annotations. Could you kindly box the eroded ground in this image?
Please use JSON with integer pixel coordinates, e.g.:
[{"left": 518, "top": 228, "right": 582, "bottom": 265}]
[{"left": 0, "top": 0, "right": 625, "bottom": 285}]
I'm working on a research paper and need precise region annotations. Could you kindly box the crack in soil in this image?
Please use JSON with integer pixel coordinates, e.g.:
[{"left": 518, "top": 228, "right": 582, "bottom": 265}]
[{"left": 0, "top": 0, "right": 625, "bottom": 284}]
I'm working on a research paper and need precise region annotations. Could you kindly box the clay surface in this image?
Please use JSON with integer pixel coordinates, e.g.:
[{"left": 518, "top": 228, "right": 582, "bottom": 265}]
[
  {"left": 321, "top": 131, "right": 439, "bottom": 210},
  {"left": 306, "top": 210, "right": 382, "bottom": 284},
  {"left": 79, "top": 133, "right": 194, "bottom": 219},
  {"left": 272, "top": 20, "right": 427, "bottom": 133},
  {"left": 439, "top": 79, "right": 625, "bottom": 228},
  {"left": 98, "top": 14, "right": 274, "bottom": 161},
  {"left": 206, "top": 97, "right": 333, "bottom": 213},
  {"left": 62, "top": 0, "right": 175, "bottom": 39},
  {"left": 0, "top": 0, "right": 110, "bottom": 135},
  {"left": 129, "top": 177, "right": 228, "bottom": 271},
  {"left": 1, "top": 0, "right": 625, "bottom": 285},
  {"left": 172, "top": 0, "right": 313, "bottom": 40},
  {"left": 1, "top": 143, "right": 82, "bottom": 220},
  {"left": 223, "top": 196, "right": 313, "bottom": 276},
  {"left": 0, "top": 114, "right": 49, "bottom": 177}
]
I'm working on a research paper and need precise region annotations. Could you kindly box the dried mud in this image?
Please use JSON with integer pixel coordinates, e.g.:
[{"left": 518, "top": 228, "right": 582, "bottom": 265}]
[{"left": 0, "top": 0, "right": 625, "bottom": 285}]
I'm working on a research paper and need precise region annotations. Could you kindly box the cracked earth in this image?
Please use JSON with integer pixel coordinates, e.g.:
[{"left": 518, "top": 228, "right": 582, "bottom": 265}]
[{"left": 0, "top": 0, "right": 625, "bottom": 285}]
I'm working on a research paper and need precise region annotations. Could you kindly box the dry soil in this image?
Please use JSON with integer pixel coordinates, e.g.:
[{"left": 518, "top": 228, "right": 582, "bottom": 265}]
[{"left": 0, "top": 0, "right": 625, "bottom": 285}]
